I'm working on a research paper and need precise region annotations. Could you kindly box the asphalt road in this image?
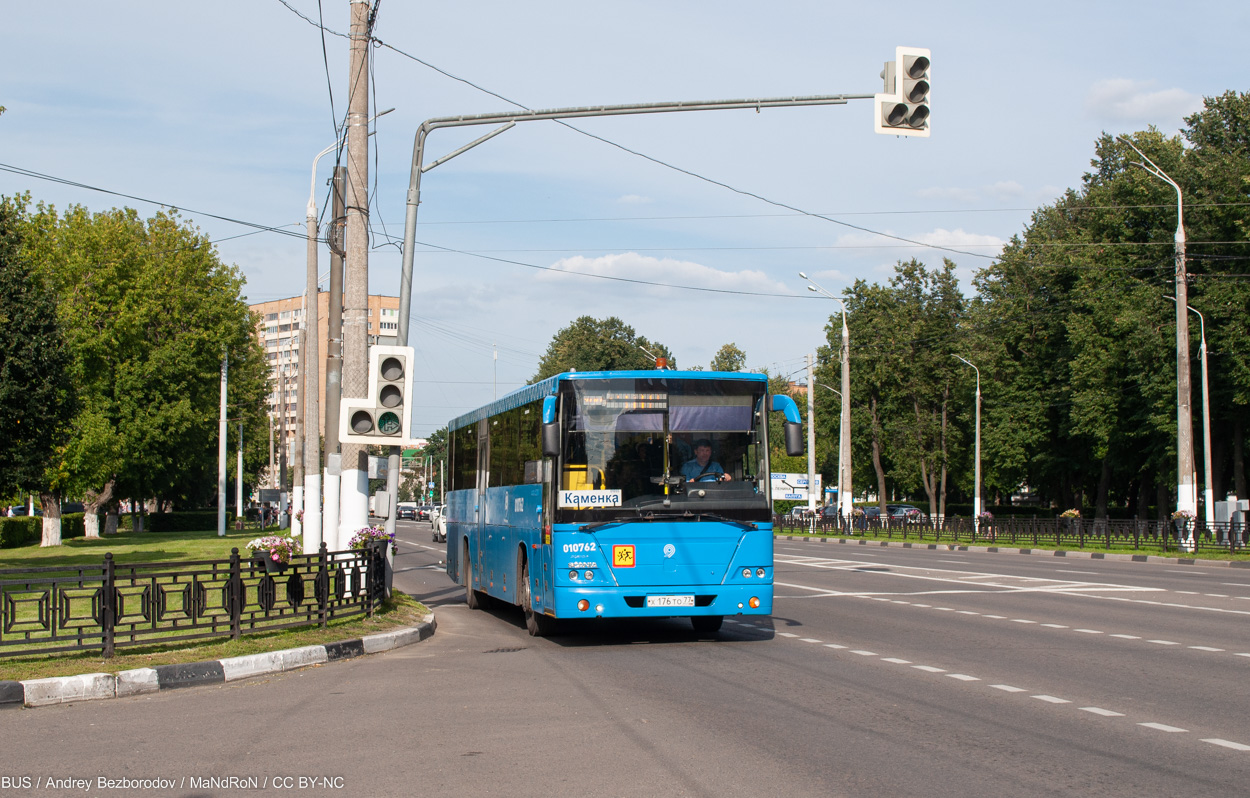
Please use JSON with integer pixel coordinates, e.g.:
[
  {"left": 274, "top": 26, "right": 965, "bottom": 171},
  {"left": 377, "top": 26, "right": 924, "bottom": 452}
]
[{"left": 4, "top": 524, "right": 1249, "bottom": 797}]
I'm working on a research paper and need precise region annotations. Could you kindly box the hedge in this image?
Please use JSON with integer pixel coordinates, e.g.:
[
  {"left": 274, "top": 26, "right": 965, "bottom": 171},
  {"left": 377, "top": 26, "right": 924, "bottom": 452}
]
[{"left": 0, "top": 513, "right": 87, "bottom": 548}]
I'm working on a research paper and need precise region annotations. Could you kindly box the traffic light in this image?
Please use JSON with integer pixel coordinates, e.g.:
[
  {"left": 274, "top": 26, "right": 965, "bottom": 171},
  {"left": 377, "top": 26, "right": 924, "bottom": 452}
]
[
  {"left": 339, "top": 344, "right": 415, "bottom": 444},
  {"left": 874, "top": 46, "right": 930, "bottom": 137}
]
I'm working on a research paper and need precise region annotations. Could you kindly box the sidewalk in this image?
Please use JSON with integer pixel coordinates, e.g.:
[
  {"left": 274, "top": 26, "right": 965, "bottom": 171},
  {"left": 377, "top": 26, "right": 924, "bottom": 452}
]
[{"left": 0, "top": 613, "right": 436, "bottom": 710}]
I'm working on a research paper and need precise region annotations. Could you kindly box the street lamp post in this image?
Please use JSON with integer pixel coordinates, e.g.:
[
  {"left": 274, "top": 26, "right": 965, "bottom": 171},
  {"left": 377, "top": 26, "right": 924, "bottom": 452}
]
[
  {"left": 801, "top": 273, "right": 853, "bottom": 521},
  {"left": 1167, "top": 297, "right": 1213, "bottom": 528},
  {"left": 817, "top": 383, "right": 844, "bottom": 518},
  {"left": 1120, "top": 137, "right": 1197, "bottom": 544},
  {"left": 953, "top": 355, "right": 981, "bottom": 528}
]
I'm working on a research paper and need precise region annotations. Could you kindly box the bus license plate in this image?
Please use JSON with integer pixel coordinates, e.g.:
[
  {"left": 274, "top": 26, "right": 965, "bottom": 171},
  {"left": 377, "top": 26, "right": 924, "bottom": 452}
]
[{"left": 646, "top": 595, "right": 695, "bottom": 608}]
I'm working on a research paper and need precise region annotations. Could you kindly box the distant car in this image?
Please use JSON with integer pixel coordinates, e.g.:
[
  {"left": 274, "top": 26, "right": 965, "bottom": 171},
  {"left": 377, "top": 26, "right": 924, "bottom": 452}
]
[
  {"left": 888, "top": 504, "right": 924, "bottom": 519},
  {"left": 818, "top": 505, "right": 841, "bottom": 519},
  {"left": 786, "top": 506, "right": 815, "bottom": 520},
  {"left": 416, "top": 505, "right": 434, "bottom": 521},
  {"left": 431, "top": 514, "right": 447, "bottom": 543},
  {"left": 396, "top": 506, "right": 416, "bottom": 521},
  {"left": 6, "top": 505, "right": 27, "bottom": 517}
]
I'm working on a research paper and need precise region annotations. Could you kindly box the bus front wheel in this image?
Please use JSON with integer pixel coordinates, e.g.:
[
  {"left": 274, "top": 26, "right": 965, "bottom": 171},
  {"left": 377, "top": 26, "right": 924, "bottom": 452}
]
[
  {"left": 519, "top": 555, "right": 555, "bottom": 637},
  {"left": 691, "top": 615, "right": 723, "bottom": 634}
]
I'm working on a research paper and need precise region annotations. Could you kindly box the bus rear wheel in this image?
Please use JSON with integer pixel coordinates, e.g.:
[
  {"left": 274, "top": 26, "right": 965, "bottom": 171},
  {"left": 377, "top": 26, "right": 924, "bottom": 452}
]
[
  {"left": 691, "top": 615, "right": 723, "bottom": 634},
  {"left": 463, "top": 542, "right": 480, "bottom": 610},
  {"left": 519, "top": 556, "right": 555, "bottom": 637}
]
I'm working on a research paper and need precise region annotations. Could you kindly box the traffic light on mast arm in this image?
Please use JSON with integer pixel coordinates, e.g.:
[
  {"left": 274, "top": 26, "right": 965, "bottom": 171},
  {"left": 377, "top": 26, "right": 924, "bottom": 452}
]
[
  {"left": 874, "top": 46, "right": 930, "bottom": 137},
  {"left": 339, "top": 344, "right": 416, "bottom": 444}
]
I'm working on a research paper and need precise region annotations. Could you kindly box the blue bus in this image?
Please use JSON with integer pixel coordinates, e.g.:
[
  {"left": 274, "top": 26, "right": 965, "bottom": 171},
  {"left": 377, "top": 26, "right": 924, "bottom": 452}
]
[{"left": 444, "top": 369, "right": 804, "bottom": 636}]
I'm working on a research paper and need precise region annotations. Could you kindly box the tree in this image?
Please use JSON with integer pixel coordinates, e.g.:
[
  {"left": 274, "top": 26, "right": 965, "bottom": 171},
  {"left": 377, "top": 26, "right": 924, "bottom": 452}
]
[
  {"left": 709, "top": 343, "right": 746, "bottom": 372},
  {"left": 0, "top": 195, "right": 78, "bottom": 507},
  {"left": 18, "top": 202, "right": 271, "bottom": 543},
  {"left": 531, "top": 316, "right": 675, "bottom": 382}
]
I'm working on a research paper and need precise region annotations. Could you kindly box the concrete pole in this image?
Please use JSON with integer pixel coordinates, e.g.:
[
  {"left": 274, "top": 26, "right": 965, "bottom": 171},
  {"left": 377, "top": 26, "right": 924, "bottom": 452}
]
[
  {"left": 806, "top": 353, "right": 816, "bottom": 528},
  {"left": 217, "top": 352, "right": 227, "bottom": 536},
  {"left": 236, "top": 422, "right": 243, "bottom": 528},
  {"left": 838, "top": 306, "right": 853, "bottom": 520},
  {"left": 339, "top": 0, "right": 372, "bottom": 541},
  {"left": 954, "top": 356, "right": 981, "bottom": 527},
  {"left": 324, "top": 165, "right": 346, "bottom": 549},
  {"left": 303, "top": 167, "right": 323, "bottom": 554},
  {"left": 292, "top": 293, "right": 305, "bottom": 540}
]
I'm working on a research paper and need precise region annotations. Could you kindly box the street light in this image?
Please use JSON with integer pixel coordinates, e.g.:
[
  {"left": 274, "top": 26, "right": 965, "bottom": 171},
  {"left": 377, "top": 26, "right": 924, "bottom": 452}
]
[
  {"left": 800, "top": 272, "right": 853, "bottom": 520},
  {"left": 817, "top": 382, "right": 844, "bottom": 513},
  {"left": 1166, "top": 296, "right": 1213, "bottom": 528},
  {"left": 953, "top": 355, "right": 981, "bottom": 528},
  {"left": 1119, "top": 136, "right": 1197, "bottom": 536}
]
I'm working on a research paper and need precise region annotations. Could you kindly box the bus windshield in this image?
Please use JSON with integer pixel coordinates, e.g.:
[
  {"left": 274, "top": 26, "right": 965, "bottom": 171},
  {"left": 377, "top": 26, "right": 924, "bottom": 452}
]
[{"left": 557, "top": 376, "right": 770, "bottom": 521}]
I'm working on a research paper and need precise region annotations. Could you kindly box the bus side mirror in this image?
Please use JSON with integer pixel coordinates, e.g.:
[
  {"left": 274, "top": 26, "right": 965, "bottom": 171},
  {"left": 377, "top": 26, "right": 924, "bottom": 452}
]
[
  {"left": 771, "top": 394, "right": 805, "bottom": 456},
  {"left": 542, "top": 422, "right": 559, "bottom": 457},
  {"left": 785, "top": 422, "right": 805, "bottom": 457}
]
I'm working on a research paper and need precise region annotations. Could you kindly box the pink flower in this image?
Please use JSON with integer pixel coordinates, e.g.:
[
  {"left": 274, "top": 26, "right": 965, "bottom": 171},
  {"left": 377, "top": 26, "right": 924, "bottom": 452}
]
[{"left": 271, "top": 552, "right": 280, "bottom": 562}]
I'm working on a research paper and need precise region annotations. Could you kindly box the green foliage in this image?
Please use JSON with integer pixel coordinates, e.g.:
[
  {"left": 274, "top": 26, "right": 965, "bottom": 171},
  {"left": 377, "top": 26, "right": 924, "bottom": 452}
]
[
  {"left": 709, "top": 342, "right": 746, "bottom": 372},
  {"left": 0, "top": 194, "right": 78, "bottom": 496},
  {"left": 14, "top": 201, "right": 270, "bottom": 514},
  {"left": 531, "top": 316, "right": 675, "bottom": 382}
]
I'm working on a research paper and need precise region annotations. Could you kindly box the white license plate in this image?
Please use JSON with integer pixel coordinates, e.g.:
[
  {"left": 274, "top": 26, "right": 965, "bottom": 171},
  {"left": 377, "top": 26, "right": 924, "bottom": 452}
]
[{"left": 646, "top": 595, "right": 695, "bottom": 608}]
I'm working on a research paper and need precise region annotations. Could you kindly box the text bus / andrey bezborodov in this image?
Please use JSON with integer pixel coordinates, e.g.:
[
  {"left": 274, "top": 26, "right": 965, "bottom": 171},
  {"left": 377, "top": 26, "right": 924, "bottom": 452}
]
[{"left": 443, "top": 368, "right": 805, "bottom": 636}]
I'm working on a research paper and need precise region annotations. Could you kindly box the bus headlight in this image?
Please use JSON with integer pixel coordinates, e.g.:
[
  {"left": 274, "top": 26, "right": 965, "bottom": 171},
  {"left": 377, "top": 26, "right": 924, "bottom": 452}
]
[
  {"left": 756, "top": 568, "right": 766, "bottom": 578},
  {"left": 569, "top": 570, "right": 578, "bottom": 580},
  {"left": 584, "top": 570, "right": 594, "bottom": 580},
  {"left": 742, "top": 568, "right": 752, "bottom": 578}
]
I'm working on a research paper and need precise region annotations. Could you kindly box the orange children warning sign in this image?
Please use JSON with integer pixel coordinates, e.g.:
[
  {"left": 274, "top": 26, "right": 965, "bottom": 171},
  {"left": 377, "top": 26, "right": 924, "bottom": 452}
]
[{"left": 612, "top": 545, "right": 636, "bottom": 568}]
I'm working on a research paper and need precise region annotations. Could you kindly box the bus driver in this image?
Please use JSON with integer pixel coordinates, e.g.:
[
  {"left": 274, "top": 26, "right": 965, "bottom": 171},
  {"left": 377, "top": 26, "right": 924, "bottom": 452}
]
[{"left": 680, "top": 439, "right": 731, "bottom": 483}]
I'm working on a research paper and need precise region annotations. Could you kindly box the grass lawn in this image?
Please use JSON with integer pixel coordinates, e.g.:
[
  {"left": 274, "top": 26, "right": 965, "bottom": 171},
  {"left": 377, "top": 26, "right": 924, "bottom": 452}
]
[{"left": 0, "top": 528, "right": 432, "bottom": 682}]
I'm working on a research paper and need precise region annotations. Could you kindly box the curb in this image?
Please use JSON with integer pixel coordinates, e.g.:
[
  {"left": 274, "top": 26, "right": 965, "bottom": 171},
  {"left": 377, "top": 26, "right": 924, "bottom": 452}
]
[
  {"left": 775, "top": 534, "right": 1250, "bottom": 568},
  {"left": 0, "top": 613, "right": 436, "bottom": 710}
]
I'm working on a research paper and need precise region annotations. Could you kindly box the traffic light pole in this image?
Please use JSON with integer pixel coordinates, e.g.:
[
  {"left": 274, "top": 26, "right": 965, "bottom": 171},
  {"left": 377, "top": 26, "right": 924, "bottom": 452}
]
[{"left": 389, "top": 92, "right": 874, "bottom": 523}]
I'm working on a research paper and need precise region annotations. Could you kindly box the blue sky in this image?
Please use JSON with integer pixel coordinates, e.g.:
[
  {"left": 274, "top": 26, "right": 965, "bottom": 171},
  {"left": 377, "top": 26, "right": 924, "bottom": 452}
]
[{"left": 3, "top": 1, "right": 1243, "bottom": 437}]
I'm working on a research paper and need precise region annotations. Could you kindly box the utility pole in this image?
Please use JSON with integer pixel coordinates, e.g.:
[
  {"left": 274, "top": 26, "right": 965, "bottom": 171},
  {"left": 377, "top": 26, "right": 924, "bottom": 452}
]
[
  {"left": 292, "top": 297, "right": 305, "bottom": 540},
  {"left": 218, "top": 351, "right": 227, "bottom": 537},
  {"left": 324, "top": 165, "right": 346, "bottom": 550},
  {"left": 237, "top": 421, "right": 243, "bottom": 529},
  {"left": 303, "top": 149, "right": 325, "bottom": 554},
  {"left": 339, "top": 0, "right": 373, "bottom": 541},
  {"left": 806, "top": 353, "right": 816, "bottom": 526}
]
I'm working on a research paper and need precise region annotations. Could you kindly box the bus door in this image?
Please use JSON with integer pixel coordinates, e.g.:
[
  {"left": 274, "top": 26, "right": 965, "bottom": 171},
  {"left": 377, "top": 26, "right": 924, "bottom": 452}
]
[{"left": 472, "top": 418, "right": 489, "bottom": 593}]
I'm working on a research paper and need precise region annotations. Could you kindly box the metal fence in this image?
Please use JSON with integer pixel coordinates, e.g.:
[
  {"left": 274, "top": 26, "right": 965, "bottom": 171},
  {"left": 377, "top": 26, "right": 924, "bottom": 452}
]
[
  {"left": 772, "top": 514, "right": 1249, "bottom": 556},
  {"left": 0, "top": 542, "right": 389, "bottom": 659}
]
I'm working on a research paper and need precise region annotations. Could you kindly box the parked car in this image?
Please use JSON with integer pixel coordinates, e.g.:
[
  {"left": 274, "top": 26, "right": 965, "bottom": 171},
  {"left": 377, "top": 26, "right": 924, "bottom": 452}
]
[
  {"left": 861, "top": 504, "right": 924, "bottom": 520},
  {"left": 786, "top": 506, "right": 815, "bottom": 520},
  {"left": 6, "top": 505, "right": 27, "bottom": 517},
  {"left": 431, "top": 512, "right": 447, "bottom": 543}
]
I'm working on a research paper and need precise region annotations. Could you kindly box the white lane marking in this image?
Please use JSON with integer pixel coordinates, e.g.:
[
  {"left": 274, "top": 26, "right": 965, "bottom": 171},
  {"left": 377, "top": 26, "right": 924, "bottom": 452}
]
[
  {"left": 1111, "top": 634, "right": 1141, "bottom": 639},
  {"left": 883, "top": 658, "right": 912, "bottom": 664},
  {"left": 1012, "top": 619, "right": 1037, "bottom": 624},
  {"left": 850, "top": 650, "right": 877, "bottom": 656},
  {"left": 991, "top": 685, "right": 1027, "bottom": 693},
  {"left": 778, "top": 632, "right": 800, "bottom": 638},
  {"left": 1056, "top": 569, "right": 1101, "bottom": 575},
  {"left": 913, "top": 665, "right": 946, "bottom": 673},
  {"left": 1032, "top": 695, "right": 1071, "bottom": 704},
  {"left": 983, "top": 615, "right": 1006, "bottom": 619},
  {"left": 824, "top": 644, "right": 848, "bottom": 650},
  {"left": 1074, "top": 629, "right": 1103, "bottom": 634},
  {"left": 1177, "top": 591, "right": 1200, "bottom": 595},
  {"left": 1148, "top": 639, "right": 1179, "bottom": 645},
  {"left": 947, "top": 674, "right": 980, "bottom": 681},
  {"left": 1221, "top": 583, "right": 1250, "bottom": 588},
  {"left": 1081, "top": 707, "right": 1125, "bottom": 717},
  {"left": 1139, "top": 722, "right": 1187, "bottom": 733},
  {"left": 934, "top": 607, "right": 955, "bottom": 611},
  {"left": 913, "top": 604, "right": 932, "bottom": 608},
  {"left": 1206, "top": 594, "right": 1230, "bottom": 598},
  {"left": 1041, "top": 624, "right": 1068, "bottom": 629},
  {"left": 957, "top": 610, "right": 980, "bottom": 615},
  {"left": 1189, "top": 646, "right": 1224, "bottom": 652},
  {"left": 1236, "top": 653, "right": 1250, "bottom": 658},
  {"left": 1168, "top": 570, "right": 1208, "bottom": 574},
  {"left": 800, "top": 638, "right": 823, "bottom": 643},
  {"left": 1203, "top": 739, "right": 1250, "bottom": 751}
]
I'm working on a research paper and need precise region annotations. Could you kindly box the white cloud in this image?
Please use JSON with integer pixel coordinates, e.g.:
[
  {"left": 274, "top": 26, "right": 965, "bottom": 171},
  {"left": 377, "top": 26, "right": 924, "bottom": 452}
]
[
  {"left": 617, "top": 194, "right": 653, "bottom": 204},
  {"left": 538, "top": 252, "right": 789, "bottom": 294},
  {"left": 1084, "top": 78, "right": 1203, "bottom": 123},
  {"left": 916, "top": 228, "right": 1005, "bottom": 252}
]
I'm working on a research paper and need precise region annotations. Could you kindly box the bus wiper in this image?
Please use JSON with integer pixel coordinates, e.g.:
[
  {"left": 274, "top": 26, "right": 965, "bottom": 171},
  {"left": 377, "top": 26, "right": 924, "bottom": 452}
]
[
  {"left": 579, "top": 516, "right": 658, "bottom": 533},
  {"left": 617, "top": 511, "right": 756, "bottom": 532}
]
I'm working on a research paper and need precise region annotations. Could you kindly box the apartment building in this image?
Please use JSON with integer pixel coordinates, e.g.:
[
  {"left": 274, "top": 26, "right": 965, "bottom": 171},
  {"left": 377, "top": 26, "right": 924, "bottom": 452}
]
[{"left": 250, "top": 293, "right": 401, "bottom": 454}]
